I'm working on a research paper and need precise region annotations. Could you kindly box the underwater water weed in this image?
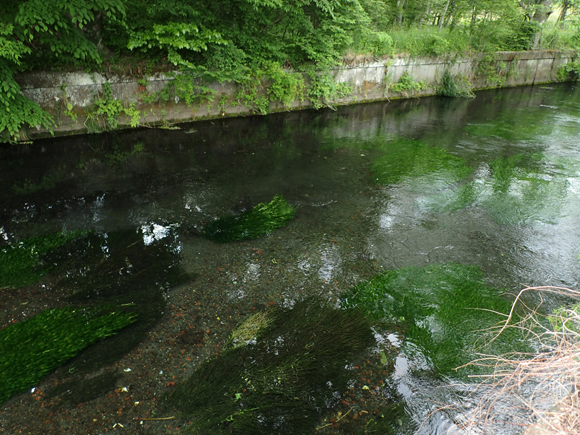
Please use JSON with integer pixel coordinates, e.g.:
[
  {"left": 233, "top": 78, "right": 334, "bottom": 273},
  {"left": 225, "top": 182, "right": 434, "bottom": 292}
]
[
  {"left": 202, "top": 194, "right": 295, "bottom": 242},
  {"left": 341, "top": 263, "right": 527, "bottom": 376},
  {"left": 166, "top": 299, "right": 375, "bottom": 434},
  {"left": 419, "top": 153, "right": 574, "bottom": 225},
  {"left": 54, "top": 228, "right": 188, "bottom": 377},
  {"left": 370, "top": 139, "right": 471, "bottom": 190},
  {"left": 464, "top": 109, "right": 554, "bottom": 142},
  {"left": 0, "top": 230, "right": 85, "bottom": 289},
  {"left": 0, "top": 306, "right": 136, "bottom": 404}
]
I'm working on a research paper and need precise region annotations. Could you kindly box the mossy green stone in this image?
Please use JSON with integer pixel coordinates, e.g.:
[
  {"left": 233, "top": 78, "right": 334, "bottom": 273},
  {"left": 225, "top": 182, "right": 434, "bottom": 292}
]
[
  {"left": 0, "top": 306, "right": 136, "bottom": 404},
  {"left": 202, "top": 194, "right": 295, "bottom": 243}
]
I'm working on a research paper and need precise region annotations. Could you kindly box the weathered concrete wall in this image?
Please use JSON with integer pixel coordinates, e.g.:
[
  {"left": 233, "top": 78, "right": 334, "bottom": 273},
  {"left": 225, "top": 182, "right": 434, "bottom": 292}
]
[{"left": 16, "top": 50, "right": 576, "bottom": 139}]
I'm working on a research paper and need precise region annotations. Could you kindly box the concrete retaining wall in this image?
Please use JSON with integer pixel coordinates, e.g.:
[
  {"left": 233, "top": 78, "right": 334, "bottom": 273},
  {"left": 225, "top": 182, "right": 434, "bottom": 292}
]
[{"left": 16, "top": 50, "right": 576, "bottom": 139}]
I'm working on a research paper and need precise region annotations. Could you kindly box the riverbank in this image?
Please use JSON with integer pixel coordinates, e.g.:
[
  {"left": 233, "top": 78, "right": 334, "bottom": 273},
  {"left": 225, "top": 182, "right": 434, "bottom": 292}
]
[{"left": 16, "top": 50, "right": 578, "bottom": 141}]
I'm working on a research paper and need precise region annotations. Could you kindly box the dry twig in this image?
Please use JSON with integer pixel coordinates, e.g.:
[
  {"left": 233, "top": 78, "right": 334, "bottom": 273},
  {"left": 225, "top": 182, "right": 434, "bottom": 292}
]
[{"left": 455, "top": 286, "right": 580, "bottom": 435}]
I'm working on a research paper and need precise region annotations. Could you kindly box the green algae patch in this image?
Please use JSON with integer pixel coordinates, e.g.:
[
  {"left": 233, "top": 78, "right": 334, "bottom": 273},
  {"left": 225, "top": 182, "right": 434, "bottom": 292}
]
[
  {"left": 166, "top": 299, "right": 375, "bottom": 434},
  {"left": 0, "top": 306, "right": 136, "bottom": 404},
  {"left": 419, "top": 153, "right": 574, "bottom": 225},
  {"left": 341, "top": 263, "right": 527, "bottom": 375},
  {"left": 202, "top": 194, "right": 295, "bottom": 243},
  {"left": 0, "top": 231, "right": 85, "bottom": 289},
  {"left": 370, "top": 139, "right": 471, "bottom": 190}
]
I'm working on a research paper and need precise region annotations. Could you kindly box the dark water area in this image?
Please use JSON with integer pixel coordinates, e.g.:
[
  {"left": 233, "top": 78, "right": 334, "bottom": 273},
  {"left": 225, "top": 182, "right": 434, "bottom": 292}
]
[{"left": 1, "top": 83, "right": 580, "bottom": 434}]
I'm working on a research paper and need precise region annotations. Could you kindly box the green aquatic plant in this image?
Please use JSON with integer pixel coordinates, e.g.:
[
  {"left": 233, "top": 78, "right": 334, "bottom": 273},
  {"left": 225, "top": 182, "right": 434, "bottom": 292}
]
[
  {"left": 0, "top": 306, "right": 136, "bottom": 404},
  {"left": 370, "top": 139, "right": 471, "bottom": 189},
  {"left": 341, "top": 263, "right": 527, "bottom": 375},
  {"left": 202, "top": 194, "right": 295, "bottom": 243},
  {"left": 166, "top": 299, "right": 375, "bottom": 434},
  {"left": 419, "top": 153, "right": 574, "bottom": 225},
  {"left": 464, "top": 110, "right": 554, "bottom": 142},
  {"left": 0, "top": 230, "right": 85, "bottom": 289}
]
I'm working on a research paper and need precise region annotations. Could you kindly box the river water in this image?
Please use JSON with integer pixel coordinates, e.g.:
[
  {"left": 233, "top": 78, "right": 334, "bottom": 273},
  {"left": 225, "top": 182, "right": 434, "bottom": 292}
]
[{"left": 1, "top": 83, "right": 579, "bottom": 434}]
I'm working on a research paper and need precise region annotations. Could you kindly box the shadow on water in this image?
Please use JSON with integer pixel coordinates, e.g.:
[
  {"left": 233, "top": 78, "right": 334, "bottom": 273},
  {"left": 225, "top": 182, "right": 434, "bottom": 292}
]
[
  {"left": 0, "top": 225, "right": 191, "bottom": 406},
  {"left": 52, "top": 227, "right": 190, "bottom": 371}
]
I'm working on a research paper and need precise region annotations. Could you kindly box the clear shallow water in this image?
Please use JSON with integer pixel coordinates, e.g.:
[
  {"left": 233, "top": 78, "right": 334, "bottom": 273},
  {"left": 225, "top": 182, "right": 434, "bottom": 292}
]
[{"left": 1, "top": 83, "right": 580, "bottom": 434}]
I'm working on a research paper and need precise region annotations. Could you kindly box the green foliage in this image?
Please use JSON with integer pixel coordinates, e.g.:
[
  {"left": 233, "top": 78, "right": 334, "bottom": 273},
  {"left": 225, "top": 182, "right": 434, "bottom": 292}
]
[
  {"left": 477, "top": 54, "right": 508, "bottom": 87},
  {"left": 557, "top": 61, "right": 580, "bottom": 81},
  {"left": 87, "top": 82, "right": 141, "bottom": 132},
  {"left": 0, "top": 0, "right": 126, "bottom": 142},
  {"left": 142, "top": 71, "right": 216, "bottom": 107},
  {"left": 202, "top": 194, "right": 296, "bottom": 243},
  {"left": 92, "top": 82, "right": 124, "bottom": 130},
  {"left": 471, "top": 16, "right": 538, "bottom": 52},
  {"left": 0, "top": 57, "right": 55, "bottom": 142},
  {"left": 539, "top": 20, "right": 580, "bottom": 50},
  {"left": 389, "top": 27, "right": 470, "bottom": 57},
  {"left": 64, "top": 101, "right": 78, "bottom": 122},
  {"left": 120, "top": 0, "right": 372, "bottom": 70},
  {"left": 341, "top": 263, "right": 528, "bottom": 375},
  {"left": 438, "top": 70, "right": 475, "bottom": 98},
  {"left": 306, "top": 69, "right": 353, "bottom": 110},
  {"left": 352, "top": 28, "right": 394, "bottom": 56},
  {"left": 264, "top": 62, "right": 306, "bottom": 108},
  {"left": 166, "top": 299, "right": 375, "bottom": 434},
  {"left": 391, "top": 71, "right": 428, "bottom": 94},
  {"left": 127, "top": 23, "right": 227, "bottom": 69},
  {"left": 233, "top": 68, "right": 272, "bottom": 115},
  {"left": 0, "top": 306, "right": 136, "bottom": 404},
  {"left": 0, "top": 231, "right": 85, "bottom": 289},
  {"left": 9, "top": 0, "right": 125, "bottom": 63}
]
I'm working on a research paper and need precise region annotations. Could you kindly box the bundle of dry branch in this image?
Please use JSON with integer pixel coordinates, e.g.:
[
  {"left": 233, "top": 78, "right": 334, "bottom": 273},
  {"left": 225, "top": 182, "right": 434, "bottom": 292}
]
[{"left": 458, "top": 286, "right": 580, "bottom": 435}]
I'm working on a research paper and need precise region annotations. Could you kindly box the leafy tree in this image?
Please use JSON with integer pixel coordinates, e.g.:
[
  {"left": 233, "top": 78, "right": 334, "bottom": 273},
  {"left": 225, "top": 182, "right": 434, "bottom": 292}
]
[
  {"left": 555, "top": 0, "right": 580, "bottom": 21},
  {"left": 0, "top": 0, "right": 126, "bottom": 143},
  {"left": 0, "top": 22, "right": 53, "bottom": 142},
  {"left": 110, "top": 0, "right": 376, "bottom": 73},
  {"left": 1, "top": 0, "right": 576, "bottom": 143}
]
